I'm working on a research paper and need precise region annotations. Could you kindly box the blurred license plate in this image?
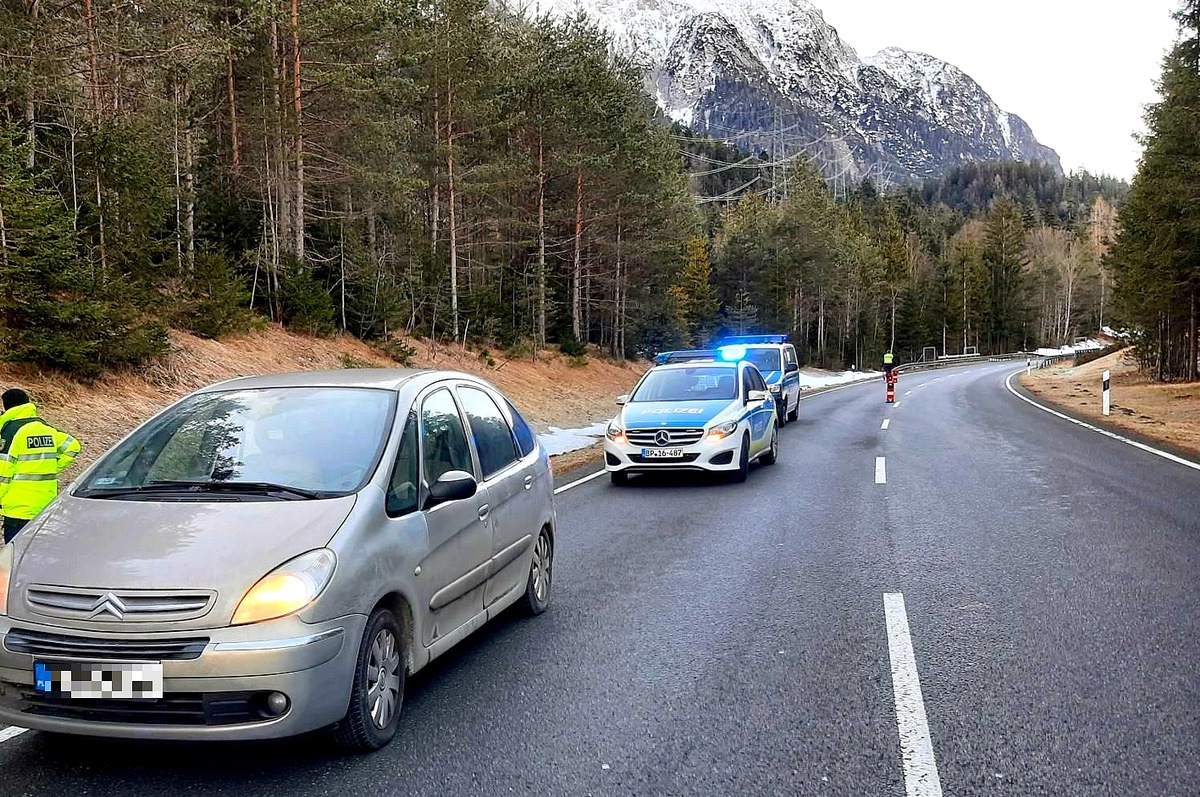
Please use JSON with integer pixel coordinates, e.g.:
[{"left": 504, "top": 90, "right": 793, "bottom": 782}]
[
  {"left": 641, "top": 448, "right": 684, "bottom": 459},
  {"left": 35, "top": 660, "right": 163, "bottom": 699}
]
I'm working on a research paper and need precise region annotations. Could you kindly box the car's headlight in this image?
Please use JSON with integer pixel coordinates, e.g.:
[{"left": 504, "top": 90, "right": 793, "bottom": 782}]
[
  {"left": 606, "top": 422, "right": 626, "bottom": 444},
  {"left": 232, "top": 548, "right": 336, "bottom": 626},
  {"left": 706, "top": 421, "right": 739, "bottom": 442},
  {"left": 0, "top": 543, "right": 12, "bottom": 616}
]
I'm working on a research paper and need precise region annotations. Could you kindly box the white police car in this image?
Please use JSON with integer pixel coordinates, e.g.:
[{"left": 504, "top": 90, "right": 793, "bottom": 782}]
[{"left": 604, "top": 354, "right": 778, "bottom": 484}]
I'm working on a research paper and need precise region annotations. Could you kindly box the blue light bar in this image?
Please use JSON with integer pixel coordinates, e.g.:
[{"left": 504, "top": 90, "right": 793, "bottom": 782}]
[
  {"left": 718, "top": 334, "right": 789, "bottom": 346},
  {"left": 718, "top": 344, "right": 747, "bottom": 361},
  {"left": 655, "top": 349, "right": 719, "bottom": 365}
]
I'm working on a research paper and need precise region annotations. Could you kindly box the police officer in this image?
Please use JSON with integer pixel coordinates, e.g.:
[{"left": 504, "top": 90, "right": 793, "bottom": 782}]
[
  {"left": 0, "top": 388, "right": 80, "bottom": 543},
  {"left": 883, "top": 351, "right": 895, "bottom": 376}
]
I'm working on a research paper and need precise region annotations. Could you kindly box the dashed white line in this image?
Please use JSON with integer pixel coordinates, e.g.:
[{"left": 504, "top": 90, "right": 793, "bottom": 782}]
[
  {"left": 905, "top": 390, "right": 913, "bottom": 396},
  {"left": 881, "top": 419, "right": 891, "bottom": 430},
  {"left": 0, "top": 726, "right": 29, "bottom": 745},
  {"left": 883, "top": 593, "right": 944, "bottom": 797},
  {"left": 1004, "top": 370, "right": 1200, "bottom": 472},
  {"left": 917, "top": 383, "right": 927, "bottom": 388},
  {"left": 893, "top": 401, "right": 902, "bottom": 408},
  {"left": 875, "top": 457, "right": 887, "bottom": 484}
]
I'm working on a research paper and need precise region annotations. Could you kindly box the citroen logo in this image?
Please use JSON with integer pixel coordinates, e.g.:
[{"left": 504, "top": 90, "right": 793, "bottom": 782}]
[
  {"left": 654, "top": 430, "right": 671, "bottom": 447},
  {"left": 88, "top": 592, "right": 127, "bottom": 620}
]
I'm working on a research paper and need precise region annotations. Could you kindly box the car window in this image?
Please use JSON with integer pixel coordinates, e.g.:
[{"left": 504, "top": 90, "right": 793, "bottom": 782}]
[
  {"left": 78, "top": 387, "right": 395, "bottom": 496},
  {"left": 744, "top": 348, "right": 782, "bottom": 374},
  {"left": 386, "top": 411, "right": 419, "bottom": 517},
  {"left": 631, "top": 367, "right": 739, "bottom": 402},
  {"left": 784, "top": 346, "right": 797, "bottom": 369},
  {"left": 421, "top": 389, "right": 475, "bottom": 484},
  {"left": 458, "top": 386, "right": 519, "bottom": 479},
  {"left": 504, "top": 398, "right": 537, "bottom": 458}
]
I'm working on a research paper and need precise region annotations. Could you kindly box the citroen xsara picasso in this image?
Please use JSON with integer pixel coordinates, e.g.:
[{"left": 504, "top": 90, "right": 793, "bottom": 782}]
[{"left": 0, "top": 369, "right": 555, "bottom": 751}]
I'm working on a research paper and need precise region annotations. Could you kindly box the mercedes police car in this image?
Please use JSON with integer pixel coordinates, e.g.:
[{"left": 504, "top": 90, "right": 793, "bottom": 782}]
[
  {"left": 604, "top": 351, "right": 778, "bottom": 484},
  {"left": 655, "top": 335, "right": 802, "bottom": 427}
]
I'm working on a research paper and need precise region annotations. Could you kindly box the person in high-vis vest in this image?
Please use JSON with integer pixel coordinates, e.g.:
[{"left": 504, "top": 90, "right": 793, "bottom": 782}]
[
  {"left": 882, "top": 351, "right": 895, "bottom": 375},
  {"left": 0, "top": 388, "right": 80, "bottom": 543}
]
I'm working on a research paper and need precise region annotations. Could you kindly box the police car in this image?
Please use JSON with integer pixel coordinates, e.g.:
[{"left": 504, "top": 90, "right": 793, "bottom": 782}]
[
  {"left": 604, "top": 351, "right": 778, "bottom": 484},
  {"left": 656, "top": 335, "right": 802, "bottom": 427}
]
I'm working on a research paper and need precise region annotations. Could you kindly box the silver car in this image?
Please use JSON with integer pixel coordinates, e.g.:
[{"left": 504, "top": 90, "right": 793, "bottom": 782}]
[{"left": 0, "top": 369, "right": 556, "bottom": 751}]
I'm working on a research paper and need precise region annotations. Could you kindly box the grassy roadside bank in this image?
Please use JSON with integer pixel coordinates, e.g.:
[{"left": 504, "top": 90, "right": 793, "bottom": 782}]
[{"left": 1019, "top": 349, "right": 1200, "bottom": 458}]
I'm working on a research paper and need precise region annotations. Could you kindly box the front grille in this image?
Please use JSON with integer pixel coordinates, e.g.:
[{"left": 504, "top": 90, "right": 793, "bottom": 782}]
[
  {"left": 15, "top": 688, "right": 268, "bottom": 726},
  {"left": 4, "top": 629, "right": 209, "bottom": 661},
  {"left": 628, "top": 453, "right": 701, "bottom": 464},
  {"left": 27, "top": 585, "right": 215, "bottom": 623},
  {"left": 626, "top": 428, "right": 705, "bottom": 447}
]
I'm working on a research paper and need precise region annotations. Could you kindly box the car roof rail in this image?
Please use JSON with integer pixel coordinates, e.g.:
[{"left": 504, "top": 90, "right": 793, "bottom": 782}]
[{"left": 653, "top": 349, "right": 719, "bottom": 364}]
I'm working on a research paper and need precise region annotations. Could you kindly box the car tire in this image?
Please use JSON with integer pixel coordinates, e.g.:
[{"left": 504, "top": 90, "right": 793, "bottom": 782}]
[
  {"left": 787, "top": 398, "right": 799, "bottom": 423},
  {"left": 334, "top": 608, "right": 405, "bottom": 752},
  {"left": 731, "top": 434, "right": 750, "bottom": 483},
  {"left": 610, "top": 470, "right": 629, "bottom": 485},
  {"left": 777, "top": 405, "right": 787, "bottom": 427},
  {"left": 761, "top": 424, "right": 778, "bottom": 465},
  {"left": 521, "top": 527, "right": 553, "bottom": 616}
]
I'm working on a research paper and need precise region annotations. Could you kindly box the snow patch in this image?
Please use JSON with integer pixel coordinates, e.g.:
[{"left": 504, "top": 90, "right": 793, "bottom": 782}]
[
  {"left": 797, "top": 368, "right": 882, "bottom": 390},
  {"left": 538, "top": 421, "right": 610, "bottom": 456}
]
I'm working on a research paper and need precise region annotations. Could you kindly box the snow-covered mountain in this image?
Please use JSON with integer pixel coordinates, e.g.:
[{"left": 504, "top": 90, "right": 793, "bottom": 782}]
[{"left": 524, "top": 0, "right": 1061, "bottom": 185}]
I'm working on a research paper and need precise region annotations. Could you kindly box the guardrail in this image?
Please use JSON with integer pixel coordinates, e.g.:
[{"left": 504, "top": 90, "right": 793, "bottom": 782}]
[{"left": 893, "top": 352, "right": 1030, "bottom": 375}]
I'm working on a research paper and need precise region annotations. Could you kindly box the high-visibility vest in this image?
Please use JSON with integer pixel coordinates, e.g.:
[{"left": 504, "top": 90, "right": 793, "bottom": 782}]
[
  {"left": 883, "top": 353, "right": 894, "bottom": 365},
  {"left": 0, "top": 402, "right": 80, "bottom": 521}
]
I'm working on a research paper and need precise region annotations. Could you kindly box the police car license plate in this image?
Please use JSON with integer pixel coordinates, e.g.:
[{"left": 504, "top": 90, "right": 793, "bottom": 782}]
[
  {"left": 35, "top": 660, "right": 164, "bottom": 699},
  {"left": 641, "top": 448, "right": 684, "bottom": 459}
]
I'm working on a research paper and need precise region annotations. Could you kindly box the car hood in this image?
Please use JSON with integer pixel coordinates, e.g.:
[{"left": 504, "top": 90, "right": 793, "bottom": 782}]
[
  {"left": 7, "top": 493, "right": 356, "bottom": 631},
  {"left": 620, "top": 400, "right": 739, "bottom": 429}
]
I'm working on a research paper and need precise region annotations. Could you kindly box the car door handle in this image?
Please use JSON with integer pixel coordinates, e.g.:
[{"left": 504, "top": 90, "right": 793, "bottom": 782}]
[
  {"left": 523, "top": 475, "right": 533, "bottom": 490},
  {"left": 478, "top": 504, "right": 490, "bottom": 522}
]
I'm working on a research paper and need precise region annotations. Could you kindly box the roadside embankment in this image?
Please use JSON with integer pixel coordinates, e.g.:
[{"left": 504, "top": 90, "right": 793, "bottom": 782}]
[{"left": 1019, "top": 348, "right": 1200, "bottom": 458}]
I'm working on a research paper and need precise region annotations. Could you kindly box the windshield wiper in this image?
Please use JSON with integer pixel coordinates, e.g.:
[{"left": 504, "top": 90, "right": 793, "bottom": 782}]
[{"left": 81, "top": 480, "right": 322, "bottom": 500}]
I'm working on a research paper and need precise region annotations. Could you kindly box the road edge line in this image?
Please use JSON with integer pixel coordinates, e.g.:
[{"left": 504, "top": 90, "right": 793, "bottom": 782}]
[
  {"left": 1004, "top": 371, "right": 1200, "bottom": 473},
  {"left": 883, "top": 593, "right": 943, "bottom": 797},
  {"left": 0, "top": 726, "right": 29, "bottom": 745},
  {"left": 554, "top": 468, "right": 607, "bottom": 495}
]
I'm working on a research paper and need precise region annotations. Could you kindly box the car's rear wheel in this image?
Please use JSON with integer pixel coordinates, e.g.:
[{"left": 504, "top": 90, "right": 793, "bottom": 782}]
[
  {"left": 610, "top": 470, "right": 629, "bottom": 485},
  {"left": 761, "top": 424, "right": 778, "bottom": 465},
  {"left": 334, "top": 608, "right": 405, "bottom": 752},
  {"left": 522, "top": 527, "right": 553, "bottom": 615},
  {"left": 731, "top": 434, "right": 750, "bottom": 483}
]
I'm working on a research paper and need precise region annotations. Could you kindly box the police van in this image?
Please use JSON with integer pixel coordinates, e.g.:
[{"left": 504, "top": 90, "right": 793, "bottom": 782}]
[
  {"left": 605, "top": 352, "right": 778, "bottom": 484},
  {"left": 656, "top": 335, "right": 802, "bottom": 426}
]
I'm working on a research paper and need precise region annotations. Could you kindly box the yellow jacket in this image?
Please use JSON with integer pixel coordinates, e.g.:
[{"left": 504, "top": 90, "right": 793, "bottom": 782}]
[{"left": 0, "top": 403, "right": 80, "bottom": 520}]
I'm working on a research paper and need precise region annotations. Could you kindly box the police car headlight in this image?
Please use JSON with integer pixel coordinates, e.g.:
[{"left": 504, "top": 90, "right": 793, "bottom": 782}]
[
  {"left": 706, "top": 421, "right": 739, "bottom": 442},
  {"left": 606, "top": 423, "right": 626, "bottom": 445},
  {"left": 0, "top": 542, "right": 13, "bottom": 616}
]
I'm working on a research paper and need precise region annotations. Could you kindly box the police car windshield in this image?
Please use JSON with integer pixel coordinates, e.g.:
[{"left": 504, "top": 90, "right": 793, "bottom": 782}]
[
  {"left": 743, "top": 348, "right": 782, "bottom": 374},
  {"left": 631, "top": 367, "right": 738, "bottom": 402},
  {"left": 77, "top": 387, "right": 396, "bottom": 498}
]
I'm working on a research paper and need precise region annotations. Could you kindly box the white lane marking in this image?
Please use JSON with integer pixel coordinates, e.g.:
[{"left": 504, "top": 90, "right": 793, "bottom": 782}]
[
  {"left": 0, "top": 726, "right": 29, "bottom": 745},
  {"left": 905, "top": 390, "right": 913, "bottom": 396},
  {"left": 917, "top": 383, "right": 927, "bottom": 388},
  {"left": 893, "top": 401, "right": 902, "bottom": 408},
  {"left": 554, "top": 468, "right": 608, "bottom": 495},
  {"left": 875, "top": 457, "right": 887, "bottom": 484},
  {"left": 882, "top": 419, "right": 891, "bottom": 430},
  {"left": 1004, "top": 371, "right": 1200, "bottom": 473},
  {"left": 884, "top": 593, "right": 944, "bottom": 797}
]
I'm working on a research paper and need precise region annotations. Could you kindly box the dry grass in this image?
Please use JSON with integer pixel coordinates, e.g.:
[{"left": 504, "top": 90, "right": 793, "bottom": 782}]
[
  {"left": 1020, "top": 348, "right": 1200, "bottom": 457},
  {"left": 0, "top": 326, "right": 647, "bottom": 477}
]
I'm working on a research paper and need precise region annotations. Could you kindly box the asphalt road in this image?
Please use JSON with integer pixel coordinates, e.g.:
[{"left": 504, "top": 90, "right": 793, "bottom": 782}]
[{"left": 1, "top": 362, "right": 1198, "bottom": 796}]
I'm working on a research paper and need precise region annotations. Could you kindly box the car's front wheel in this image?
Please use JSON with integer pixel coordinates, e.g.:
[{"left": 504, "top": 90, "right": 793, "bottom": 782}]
[
  {"left": 610, "top": 470, "right": 629, "bottom": 485},
  {"left": 334, "top": 608, "right": 405, "bottom": 751},
  {"left": 731, "top": 434, "right": 750, "bottom": 483},
  {"left": 761, "top": 424, "right": 778, "bottom": 465},
  {"left": 787, "top": 396, "right": 799, "bottom": 423}
]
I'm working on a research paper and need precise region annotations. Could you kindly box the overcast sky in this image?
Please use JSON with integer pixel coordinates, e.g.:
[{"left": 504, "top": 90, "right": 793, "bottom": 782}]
[{"left": 819, "top": 1, "right": 1180, "bottom": 179}]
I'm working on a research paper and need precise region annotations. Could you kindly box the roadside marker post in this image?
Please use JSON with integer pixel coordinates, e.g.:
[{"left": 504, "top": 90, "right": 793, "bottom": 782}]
[
  {"left": 886, "top": 371, "right": 897, "bottom": 403},
  {"left": 1102, "top": 370, "right": 1111, "bottom": 416}
]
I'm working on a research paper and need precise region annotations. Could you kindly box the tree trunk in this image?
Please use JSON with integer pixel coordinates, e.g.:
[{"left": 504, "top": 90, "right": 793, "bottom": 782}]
[
  {"left": 0, "top": 192, "right": 9, "bottom": 271},
  {"left": 536, "top": 132, "right": 546, "bottom": 349},
  {"left": 290, "top": 0, "right": 304, "bottom": 262},
  {"left": 447, "top": 87, "right": 460, "bottom": 339},
  {"left": 227, "top": 48, "right": 241, "bottom": 169},
  {"left": 23, "top": 0, "right": 38, "bottom": 167},
  {"left": 1190, "top": 290, "right": 1198, "bottom": 382},
  {"left": 571, "top": 165, "right": 583, "bottom": 340},
  {"left": 82, "top": 0, "right": 101, "bottom": 115}
]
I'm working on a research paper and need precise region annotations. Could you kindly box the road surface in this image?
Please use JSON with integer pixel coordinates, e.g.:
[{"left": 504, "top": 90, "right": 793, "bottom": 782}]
[{"left": 1, "top": 362, "right": 1197, "bottom": 796}]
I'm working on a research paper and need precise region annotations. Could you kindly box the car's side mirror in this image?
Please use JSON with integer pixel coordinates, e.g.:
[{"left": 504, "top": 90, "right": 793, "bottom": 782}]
[
  {"left": 785, "top": 363, "right": 799, "bottom": 374},
  {"left": 616, "top": 394, "right": 629, "bottom": 406},
  {"left": 747, "top": 389, "right": 769, "bottom": 403},
  {"left": 426, "top": 470, "right": 477, "bottom": 507}
]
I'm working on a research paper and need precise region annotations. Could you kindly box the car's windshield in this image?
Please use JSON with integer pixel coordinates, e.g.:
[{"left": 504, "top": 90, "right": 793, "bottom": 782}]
[
  {"left": 631, "top": 367, "right": 738, "bottom": 402},
  {"left": 743, "top": 348, "right": 782, "bottom": 374},
  {"left": 77, "top": 387, "right": 396, "bottom": 498}
]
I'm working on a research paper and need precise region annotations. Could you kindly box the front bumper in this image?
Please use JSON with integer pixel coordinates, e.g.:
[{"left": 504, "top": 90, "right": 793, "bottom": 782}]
[
  {"left": 603, "top": 433, "right": 742, "bottom": 473},
  {"left": 0, "top": 613, "right": 365, "bottom": 740}
]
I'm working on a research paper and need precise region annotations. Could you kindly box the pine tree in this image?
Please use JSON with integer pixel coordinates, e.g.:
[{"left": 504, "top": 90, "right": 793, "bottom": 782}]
[
  {"left": 669, "top": 236, "right": 719, "bottom": 346},
  {"left": 983, "top": 197, "right": 1029, "bottom": 352}
]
